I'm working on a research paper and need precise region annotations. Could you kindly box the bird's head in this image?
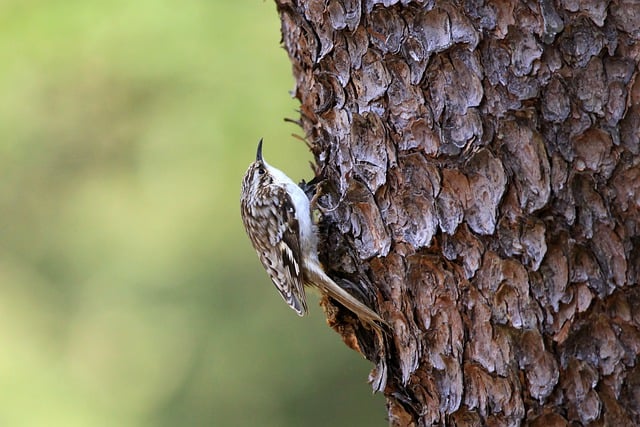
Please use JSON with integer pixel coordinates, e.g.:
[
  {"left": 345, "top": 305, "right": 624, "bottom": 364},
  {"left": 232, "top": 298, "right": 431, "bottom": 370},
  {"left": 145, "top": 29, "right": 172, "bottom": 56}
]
[{"left": 242, "top": 139, "right": 274, "bottom": 195}]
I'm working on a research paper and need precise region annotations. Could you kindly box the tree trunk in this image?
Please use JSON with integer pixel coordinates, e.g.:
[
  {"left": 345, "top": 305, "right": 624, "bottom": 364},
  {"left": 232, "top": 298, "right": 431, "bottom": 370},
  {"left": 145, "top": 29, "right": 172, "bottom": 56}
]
[{"left": 274, "top": 0, "right": 640, "bottom": 425}]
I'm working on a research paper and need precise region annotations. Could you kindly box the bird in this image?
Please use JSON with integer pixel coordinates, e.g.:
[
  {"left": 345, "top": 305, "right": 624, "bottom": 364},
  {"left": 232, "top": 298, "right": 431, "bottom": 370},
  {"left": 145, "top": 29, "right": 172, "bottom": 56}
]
[{"left": 240, "top": 139, "right": 386, "bottom": 331}]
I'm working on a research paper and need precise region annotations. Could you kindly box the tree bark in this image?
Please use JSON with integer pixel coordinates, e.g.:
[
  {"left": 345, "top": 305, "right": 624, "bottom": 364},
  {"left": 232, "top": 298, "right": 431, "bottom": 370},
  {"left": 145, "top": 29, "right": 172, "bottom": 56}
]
[{"left": 274, "top": 1, "right": 640, "bottom": 425}]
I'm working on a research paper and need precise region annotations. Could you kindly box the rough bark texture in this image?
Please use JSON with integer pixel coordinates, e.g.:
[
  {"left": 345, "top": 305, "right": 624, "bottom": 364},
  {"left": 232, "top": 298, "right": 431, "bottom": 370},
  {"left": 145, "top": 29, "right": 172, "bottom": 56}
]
[{"left": 274, "top": 0, "right": 640, "bottom": 425}]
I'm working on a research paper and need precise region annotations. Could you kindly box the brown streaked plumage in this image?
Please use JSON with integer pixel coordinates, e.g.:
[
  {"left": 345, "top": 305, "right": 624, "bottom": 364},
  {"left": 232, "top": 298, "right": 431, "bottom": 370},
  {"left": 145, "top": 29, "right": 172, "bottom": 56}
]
[{"left": 240, "top": 139, "right": 386, "bottom": 331}]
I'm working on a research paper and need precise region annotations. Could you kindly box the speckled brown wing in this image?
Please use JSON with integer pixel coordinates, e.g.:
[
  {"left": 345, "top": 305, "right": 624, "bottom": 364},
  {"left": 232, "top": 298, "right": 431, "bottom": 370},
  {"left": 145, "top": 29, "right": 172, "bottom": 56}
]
[{"left": 241, "top": 184, "right": 308, "bottom": 315}]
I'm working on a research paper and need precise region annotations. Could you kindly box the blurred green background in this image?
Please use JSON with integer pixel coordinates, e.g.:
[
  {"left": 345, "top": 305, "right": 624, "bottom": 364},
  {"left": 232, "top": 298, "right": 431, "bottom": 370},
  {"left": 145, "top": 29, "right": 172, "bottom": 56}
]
[{"left": 0, "top": 1, "right": 385, "bottom": 426}]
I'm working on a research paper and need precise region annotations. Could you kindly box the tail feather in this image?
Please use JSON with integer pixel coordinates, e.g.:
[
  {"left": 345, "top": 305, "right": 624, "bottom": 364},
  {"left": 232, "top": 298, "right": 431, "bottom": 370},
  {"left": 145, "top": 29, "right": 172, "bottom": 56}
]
[{"left": 304, "top": 262, "right": 387, "bottom": 331}]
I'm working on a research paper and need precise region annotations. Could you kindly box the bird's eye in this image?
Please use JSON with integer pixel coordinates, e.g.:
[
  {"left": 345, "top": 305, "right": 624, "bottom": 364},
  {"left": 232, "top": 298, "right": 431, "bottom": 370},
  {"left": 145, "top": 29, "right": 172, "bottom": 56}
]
[{"left": 258, "top": 167, "right": 265, "bottom": 175}]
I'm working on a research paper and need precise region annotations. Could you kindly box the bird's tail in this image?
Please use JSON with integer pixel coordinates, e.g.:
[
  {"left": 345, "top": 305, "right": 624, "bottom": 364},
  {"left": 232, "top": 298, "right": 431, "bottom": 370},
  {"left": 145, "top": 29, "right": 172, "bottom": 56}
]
[{"left": 304, "top": 262, "right": 387, "bottom": 331}]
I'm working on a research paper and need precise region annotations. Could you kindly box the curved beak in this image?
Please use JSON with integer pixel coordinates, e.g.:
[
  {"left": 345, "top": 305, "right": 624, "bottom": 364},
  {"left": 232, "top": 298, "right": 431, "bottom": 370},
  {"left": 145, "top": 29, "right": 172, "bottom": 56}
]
[{"left": 256, "top": 138, "right": 264, "bottom": 162}]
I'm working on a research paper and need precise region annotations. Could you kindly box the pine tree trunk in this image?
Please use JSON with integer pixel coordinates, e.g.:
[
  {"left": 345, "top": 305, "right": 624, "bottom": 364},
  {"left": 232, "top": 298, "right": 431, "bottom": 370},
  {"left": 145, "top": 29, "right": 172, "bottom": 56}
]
[{"left": 274, "top": 1, "right": 640, "bottom": 425}]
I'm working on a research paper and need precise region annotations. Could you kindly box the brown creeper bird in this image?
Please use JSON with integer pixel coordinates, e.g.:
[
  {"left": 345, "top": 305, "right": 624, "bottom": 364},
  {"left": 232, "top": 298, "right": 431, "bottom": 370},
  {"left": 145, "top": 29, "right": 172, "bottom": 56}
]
[{"left": 240, "top": 139, "right": 386, "bottom": 331}]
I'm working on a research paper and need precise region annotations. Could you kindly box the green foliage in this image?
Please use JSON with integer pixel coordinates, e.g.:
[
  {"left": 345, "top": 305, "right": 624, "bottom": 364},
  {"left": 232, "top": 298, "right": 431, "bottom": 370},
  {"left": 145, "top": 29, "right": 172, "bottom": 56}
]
[{"left": 0, "top": 1, "right": 385, "bottom": 426}]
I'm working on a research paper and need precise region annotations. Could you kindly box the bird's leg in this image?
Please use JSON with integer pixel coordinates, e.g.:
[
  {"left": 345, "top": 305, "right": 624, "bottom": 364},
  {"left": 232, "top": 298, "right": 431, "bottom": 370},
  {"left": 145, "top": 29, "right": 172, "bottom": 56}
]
[{"left": 299, "top": 176, "right": 325, "bottom": 210}]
